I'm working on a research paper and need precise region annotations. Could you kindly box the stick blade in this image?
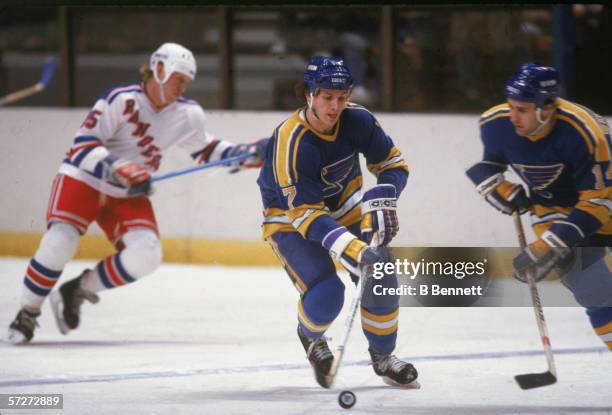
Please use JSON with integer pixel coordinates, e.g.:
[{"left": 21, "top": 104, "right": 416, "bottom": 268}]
[{"left": 515, "top": 371, "right": 557, "bottom": 389}]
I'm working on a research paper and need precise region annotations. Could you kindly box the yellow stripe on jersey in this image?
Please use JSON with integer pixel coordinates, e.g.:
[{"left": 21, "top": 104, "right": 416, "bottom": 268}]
[
  {"left": 338, "top": 204, "right": 362, "bottom": 228},
  {"left": 266, "top": 236, "right": 307, "bottom": 294},
  {"left": 262, "top": 223, "right": 294, "bottom": 239},
  {"left": 531, "top": 203, "right": 612, "bottom": 237},
  {"left": 479, "top": 103, "right": 510, "bottom": 126},
  {"left": 557, "top": 114, "right": 595, "bottom": 156},
  {"left": 367, "top": 147, "right": 409, "bottom": 176},
  {"left": 285, "top": 203, "right": 329, "bottom": 238},
  {"left": 338, "top": 176, "right": 363, "bottom": 207},
  {"left": 274, "top": 112, "right": 308, "bottom": 187},
  {"left": 557, "top": 99, "right": 612, "bottom": 162},
  {"left": 576, "top": 188, "right": 612, "bottom": 226},
  {"left": 306, "top": 118, "right": 341, "bottom": 142}
]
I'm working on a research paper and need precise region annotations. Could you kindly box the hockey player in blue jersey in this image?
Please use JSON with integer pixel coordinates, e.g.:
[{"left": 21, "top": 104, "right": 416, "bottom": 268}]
[
  {"left": 467, "top": 62, "right": 612, "bottom": 350},
  {"left": 257, "top": 56, "right": 418, "bottom": 388}
]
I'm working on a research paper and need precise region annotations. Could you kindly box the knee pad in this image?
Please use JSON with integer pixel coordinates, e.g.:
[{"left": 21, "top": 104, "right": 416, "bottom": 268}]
[
  {"left": 303, "top": 276, "right": 345, "bottom": 324},
  {"left": 35, "top": 222, "right": 80, "bottom": 270},
  {"left": 119, "top": 230, "right": 162, "bottom": 278}
]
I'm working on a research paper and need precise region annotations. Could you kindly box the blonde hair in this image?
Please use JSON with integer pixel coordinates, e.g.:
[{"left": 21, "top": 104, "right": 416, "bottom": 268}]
[{"left": 139, "top": 64, "right": 153, "bottom": 81}]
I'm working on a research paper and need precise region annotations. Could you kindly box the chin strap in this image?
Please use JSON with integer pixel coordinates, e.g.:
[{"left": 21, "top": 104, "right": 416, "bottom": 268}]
[
  {"left": 152, "top": 65, "right": 168, "bottom": 104},
  {"left": 527, "top": 107, "right": 553, "bottom": 136},
  {"left": 307, "top": 92, "right": 322, "bottom": 123}
]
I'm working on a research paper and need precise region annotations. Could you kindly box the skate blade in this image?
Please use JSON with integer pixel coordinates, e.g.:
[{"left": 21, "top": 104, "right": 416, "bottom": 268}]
[{"left": 49, "top": 290, "right": 70, "bottom": 335}]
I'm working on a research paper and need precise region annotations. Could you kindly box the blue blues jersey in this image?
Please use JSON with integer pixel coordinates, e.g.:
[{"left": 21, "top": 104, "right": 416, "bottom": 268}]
[
  {"left": 257, "top": 104, "right": 409, "bottom": 242},
  {"left": 474, "top": 98, "right": 612, "bottom": 246}
]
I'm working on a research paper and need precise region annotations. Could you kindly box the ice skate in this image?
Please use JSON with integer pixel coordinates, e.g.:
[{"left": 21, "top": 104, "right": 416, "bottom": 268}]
[
  {"left": 369, "top": 348, "right": 420, "bottom": 388},
  {"left": 6, "top": 309, "right": 40, "bottom": 345},
  {"left": 298, "top": 326, "right": 334, "bottom": 388},
  {"left": 50, "top": 270, "right": 99, "bottom": 334}
]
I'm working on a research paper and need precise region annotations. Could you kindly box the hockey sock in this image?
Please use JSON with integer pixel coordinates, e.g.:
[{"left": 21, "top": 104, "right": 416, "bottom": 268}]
[
  {"left": 361, "top": 306, "right": 399, "bottom": 356},
  {"left": 586, "top": 307, "right": 612, "bottom": 350},
  {"left": 21, "top": 222, "right": 79, "bottom": 312},
  {"left": 298, "top": 277, "right": 345, "bottom": 338}
]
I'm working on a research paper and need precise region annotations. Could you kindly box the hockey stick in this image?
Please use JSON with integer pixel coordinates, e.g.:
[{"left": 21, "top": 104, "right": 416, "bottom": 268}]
[
  {"left": 326, "top": 260, "right": 367, "bottom": 388},
  {"left": 513, "top": 211, "right": 557, "bottom": 389},
  {"left": 126, "top": 152, "right": 256, "bottom": 195},
  {"left": 326, "top": 237, "right": 384, "bottom": 388},
  {"left": 0, "top": 57, "right": 58, "bottom": 106},
  {"left": 151, "top": 152, "right": 255, "bottom": 183}
]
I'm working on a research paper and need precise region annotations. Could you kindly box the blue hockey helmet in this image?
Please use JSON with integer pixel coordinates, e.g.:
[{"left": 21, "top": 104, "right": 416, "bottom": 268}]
[
  {"left": 504, "top": 63, "right": 560, "bottom": 108},
  {"left": 303, "top": 56, "right": 354, "bottom": 94}
]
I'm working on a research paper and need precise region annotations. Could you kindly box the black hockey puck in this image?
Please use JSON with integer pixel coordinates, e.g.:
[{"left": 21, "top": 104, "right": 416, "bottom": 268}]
[{"left": 338, "top": 390, "right": 356, "bottom": 409}]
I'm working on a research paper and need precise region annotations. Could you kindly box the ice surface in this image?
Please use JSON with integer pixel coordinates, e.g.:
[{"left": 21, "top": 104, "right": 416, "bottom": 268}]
[{"left": 1, "top": 258, "right": 611, "bottom": 414}]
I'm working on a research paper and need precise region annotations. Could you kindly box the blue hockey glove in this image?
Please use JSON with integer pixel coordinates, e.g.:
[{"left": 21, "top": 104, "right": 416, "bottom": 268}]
[
  {"left": 360, "top": 184, "right": 398, "bottom": 246},
  {"left": 513, "top": 236, "right": 572, "bottom": 283},
  {"left": 226, "top": 138, "right": 269, "bottom": 173}
]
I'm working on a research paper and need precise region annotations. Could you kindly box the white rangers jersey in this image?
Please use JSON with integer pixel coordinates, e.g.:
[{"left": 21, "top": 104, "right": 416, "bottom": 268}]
[{"left": 59, "top": 82, "right": 233, "bottom": 198}]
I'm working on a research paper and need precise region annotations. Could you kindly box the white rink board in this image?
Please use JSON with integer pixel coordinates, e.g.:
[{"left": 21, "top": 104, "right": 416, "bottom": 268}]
[
  {"left": 5, "top": 108, "right": 600, "bottom": 246},
  {"left": 1, "top": 258, "right": 611, "bottom": 414}
]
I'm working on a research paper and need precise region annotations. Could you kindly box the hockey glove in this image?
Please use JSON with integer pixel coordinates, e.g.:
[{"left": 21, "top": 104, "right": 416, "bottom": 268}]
[
  {"left": 485, "top": 180, "right": 532, "bottom": 216},
  {"left": 466, "top": 168, "right": 531, "bottom": 216},
  {"left": 513, "top": 233, "right": 573, "bottom": 283},
  {"left": 102, "top": 155, "right": 152, "bottom": 196},
  {"left": 226, "top": 138, "right": 269, "bottom": 173},
  {"left": 322, "top": 226, "right": 387, "bottom": 278},
  {"left": 360, "top": 184, "right": 398, "bottom": 246}
]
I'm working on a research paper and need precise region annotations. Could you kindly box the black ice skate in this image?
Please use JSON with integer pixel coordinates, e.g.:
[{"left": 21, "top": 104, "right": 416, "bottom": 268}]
[
  {"left": 6, "top": 309, "right": 40, "bottom": 345},
  {"left": 369, "top": 348, "right": 420, "bottom": 388},
  {"left": 298, "top": 326, "right": 334, "bottom": 389},
  {"left": 50, "top": 270, "right": 99, "bottom": 334}
]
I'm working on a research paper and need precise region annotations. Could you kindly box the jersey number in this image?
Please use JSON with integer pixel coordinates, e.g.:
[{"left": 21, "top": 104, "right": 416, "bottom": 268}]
[
  {"left": 592, "top": 163, "right": 612, "bottom": 190},
  {"left": 81, "top": 110, "right": 102, "bottom": 129}
]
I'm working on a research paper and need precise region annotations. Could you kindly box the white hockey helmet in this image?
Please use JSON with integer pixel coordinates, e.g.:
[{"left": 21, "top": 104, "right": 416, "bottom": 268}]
[{"left": 150, "top": 42, "right": 197, "bottom": 84}]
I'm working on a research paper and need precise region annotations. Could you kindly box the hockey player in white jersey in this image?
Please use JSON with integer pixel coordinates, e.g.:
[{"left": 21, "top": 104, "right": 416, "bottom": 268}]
[{"left": 6, "top": 42, "right": 267, "bottom": 344}]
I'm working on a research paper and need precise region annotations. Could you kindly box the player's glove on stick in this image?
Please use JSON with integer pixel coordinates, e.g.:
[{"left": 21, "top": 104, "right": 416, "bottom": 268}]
[
  {"left": 226, "top": 138, "right": 269, "bottom": 173},
  {"left": 486, "top": 180, "right": 532, "bottom": 215},
  {"left": 322, "top": 226, "right": 387, "bottom": 277},
  {"left": 466, "top": 167, "right": 532, "bottom": 215},
  {"left": 513, "top": 232, "right": 573, "bottom": 283},
  {"left": 102, "top": 155, "right": 152, "bottom": 196},
  {"left": 360, "top": 184, "right": 398, "bottom": 246}
]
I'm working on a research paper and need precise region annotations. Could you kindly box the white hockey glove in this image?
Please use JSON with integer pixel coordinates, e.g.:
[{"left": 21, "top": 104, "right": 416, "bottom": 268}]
[
  {"left": 322, "top": 226, "right": 387, "bottom": 277},
  {"left": 485, "top": 181, "right": 532, "bottom": 216},
  {"left": 102, "top": 155, "right": 152, "bottom": 196}
]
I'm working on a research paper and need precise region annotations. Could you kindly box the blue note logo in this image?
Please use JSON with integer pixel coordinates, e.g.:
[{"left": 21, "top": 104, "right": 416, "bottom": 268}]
[
  {"left": 512, "top": 163, "right": 565, "bottom": 198},
  {"left": 321, "top": 152, "right": 356, "bottom": 197}
]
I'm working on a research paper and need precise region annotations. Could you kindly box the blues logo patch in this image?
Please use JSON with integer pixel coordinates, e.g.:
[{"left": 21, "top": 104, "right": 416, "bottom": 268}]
[
  {"left": 321, "top": 153, "right": 357, "bottom": 197},
  {"left": 513, "top": 163, "right": 565, "bottom": 199}
]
